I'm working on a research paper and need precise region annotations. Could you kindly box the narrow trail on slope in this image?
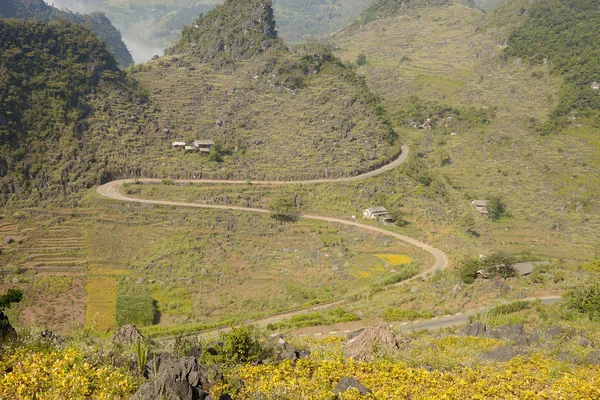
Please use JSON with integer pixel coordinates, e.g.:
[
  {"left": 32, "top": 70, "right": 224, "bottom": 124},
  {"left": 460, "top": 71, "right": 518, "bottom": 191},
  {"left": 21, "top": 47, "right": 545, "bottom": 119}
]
[{"left": 96, "top": 145, "right": 450, "bottom": 340}]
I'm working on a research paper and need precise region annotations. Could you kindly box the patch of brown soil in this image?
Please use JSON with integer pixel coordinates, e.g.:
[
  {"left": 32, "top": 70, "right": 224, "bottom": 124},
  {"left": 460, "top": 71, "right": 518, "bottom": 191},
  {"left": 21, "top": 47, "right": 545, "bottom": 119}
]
[{"left": 18, "top": 277, "right": 87, "bottom": 334}]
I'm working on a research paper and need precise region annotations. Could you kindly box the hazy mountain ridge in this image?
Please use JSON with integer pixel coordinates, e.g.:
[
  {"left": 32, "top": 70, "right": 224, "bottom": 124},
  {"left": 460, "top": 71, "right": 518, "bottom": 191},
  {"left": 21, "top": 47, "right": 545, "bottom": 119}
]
[{"left": 0, "top": 0, "right": 134, "bottom": 67}]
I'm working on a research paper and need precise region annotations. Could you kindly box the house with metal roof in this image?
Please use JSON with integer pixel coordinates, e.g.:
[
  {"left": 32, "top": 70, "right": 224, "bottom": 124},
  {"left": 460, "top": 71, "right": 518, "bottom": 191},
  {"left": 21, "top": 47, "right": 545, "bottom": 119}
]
[
  {"left": 471, "top": 199, "right": 489, "bottom": 217},
  {"left": 363, "top": 206, "right": 389, "bottom": 220},
  {"left": 193, "top": 139, "right": 215, "bottom": 148}
]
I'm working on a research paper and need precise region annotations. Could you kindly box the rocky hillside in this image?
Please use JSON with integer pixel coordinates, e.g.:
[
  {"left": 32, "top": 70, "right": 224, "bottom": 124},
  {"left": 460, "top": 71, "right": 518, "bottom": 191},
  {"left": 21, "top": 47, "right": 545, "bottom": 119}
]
[
  {"left": 327, "top": 0, "right": 600, "bottom": 259},
  {"left": 0, "top": 18, "right": 150, "bottom": 206},
  {"left": 354, "top": 0, "right": 452, "bottom": 25},
  {"left": 0, "top": 0, "right": 134, "bottom": 67},
  {"left": 133, "top": 0, "right": 400, "bottom": 181},
  {"left": 505, "top": 0, "right": 600, "bottom": 132},
  {"left": 167, "top": 0, "right": 285, "bottom": 66}
]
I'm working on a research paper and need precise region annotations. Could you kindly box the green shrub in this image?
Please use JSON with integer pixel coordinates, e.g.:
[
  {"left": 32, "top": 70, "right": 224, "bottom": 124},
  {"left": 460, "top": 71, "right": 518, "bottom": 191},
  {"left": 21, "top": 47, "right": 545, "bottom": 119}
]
[
  {"left": 356, "top": 53, "right": 367, "bottom": 66},
  {"left": 460, "top": 258, "right": 480, "bottom": 284},
  {"left": 565, "top": 285, "right": 600, "bottom": 319},
  {"left": 219, "top": 325, "right": 262, "bottom": 364},
  {"left": 268, "top": 196, "right": 296, "bottom": 221},
  {"left": 487, "top": 196, "right": 506, "bottom": 221},
  {"left": 115, "top": 295, "right": 155, "bottom": 327},
  {"left": 267, "top": 308, "right": 360, "bottom": 331},
  {"left": 0, "top": 289, "right": 22, "bottom": 309},
  {"left": 487, "top": 300, "right": 532, "bottom": 317},
  {"left": 379, "top": 265, "right": 420, "bottom": 286}
]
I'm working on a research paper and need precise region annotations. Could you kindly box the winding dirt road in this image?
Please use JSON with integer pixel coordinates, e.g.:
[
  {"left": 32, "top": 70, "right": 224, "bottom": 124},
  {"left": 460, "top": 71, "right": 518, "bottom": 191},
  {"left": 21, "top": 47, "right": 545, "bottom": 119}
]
[
  {"left": 96, "top": 145, "right": 450, "bottom": 339},
  {"left": 97, "top": 145, "right": 447, "bottom": 275}
]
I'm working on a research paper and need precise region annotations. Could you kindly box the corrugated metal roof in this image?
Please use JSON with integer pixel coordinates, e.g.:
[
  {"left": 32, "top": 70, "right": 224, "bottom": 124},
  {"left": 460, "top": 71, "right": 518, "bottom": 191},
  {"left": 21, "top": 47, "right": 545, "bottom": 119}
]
[
  {"left": 513, "top": 261, "right": 549, "bottom": 275},
  {"left": 193, "top": 139, "right": 215, "bottom": 146},
  {"left": 367, "top": 206, "right": 388, "bottom": 214}
]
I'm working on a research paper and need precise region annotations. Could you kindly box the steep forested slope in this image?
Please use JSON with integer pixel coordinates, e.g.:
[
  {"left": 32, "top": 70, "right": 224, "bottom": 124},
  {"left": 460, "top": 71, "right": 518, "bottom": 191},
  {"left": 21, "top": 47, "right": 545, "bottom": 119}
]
[
  {"left": 0, "top": 0, "right": 133, "bottom": 67},
  {"left": 505, "top": 0, "right": 600, "bottom": 131},
  {"left": 0, "top": 18, "right": 148, "bottom": 206}
]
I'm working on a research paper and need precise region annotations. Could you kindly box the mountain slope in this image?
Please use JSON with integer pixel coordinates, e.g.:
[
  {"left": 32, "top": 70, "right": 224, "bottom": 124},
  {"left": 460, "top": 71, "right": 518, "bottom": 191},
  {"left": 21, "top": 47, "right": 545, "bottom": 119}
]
[
  {"left": 132, "top": 0, "right": 400, "bottom": 181},
  {"left": 327, "top": 0, "right": 599, "bottom": 259},
  {"left": 505, "top": 0, "right": 600, "bottom": 130},
  {"left": 0, "top": 18, "right": 149, "bottom": 206},
  {"left": 49, "top": 0, "right": 375, "bottom": 61},
  {"left": 0, "top": 0, "right": 134, "bottom": 67},
  {"left": 167, "top": 0, "right": 285, "bottom": 65}
]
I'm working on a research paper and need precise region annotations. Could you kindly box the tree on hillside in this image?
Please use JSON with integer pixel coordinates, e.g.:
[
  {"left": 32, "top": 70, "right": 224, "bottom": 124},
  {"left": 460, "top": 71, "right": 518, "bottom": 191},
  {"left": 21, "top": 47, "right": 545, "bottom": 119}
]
[
  {"left": 461, "top": 212, "right": 476, "bottom": 234},
  {"left": 389, "top": 209, "right": 409, "bottom": 227},
  {"left": 0, "top": 289, "right": 23, "bottom": 309},
  {"left": 480, "top": 252, "right": 516, "bottom": 279},
  {"left": 487, "top": 196, "right": 506, "bottom": 221},
  {"left": 460, "top": 258, "right": 481, "bottom": 284},
  {"left": 268, "top": 196, "right": 296, "bottom": 222},
  {"left": 460, "top": 252, "right": 516, "bottom": 283},
  {"left": 356, "top": 53, "right": 367, "bottom": 66},
  {"left": 208, "top": 139, "right": 224, "bottom": 162}
]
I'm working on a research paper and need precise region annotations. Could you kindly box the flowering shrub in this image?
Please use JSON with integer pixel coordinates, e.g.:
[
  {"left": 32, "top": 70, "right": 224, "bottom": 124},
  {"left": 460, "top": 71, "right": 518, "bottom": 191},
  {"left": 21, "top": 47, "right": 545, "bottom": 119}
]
[
  {"left": 214, "top": 355, "right": 600, "bottom": 399},
  {"left": 0, "top": 347, "right": 135, "bottom": 399},
  {"left": 375, "top": 254, "right": 412, "bottom": 266}
]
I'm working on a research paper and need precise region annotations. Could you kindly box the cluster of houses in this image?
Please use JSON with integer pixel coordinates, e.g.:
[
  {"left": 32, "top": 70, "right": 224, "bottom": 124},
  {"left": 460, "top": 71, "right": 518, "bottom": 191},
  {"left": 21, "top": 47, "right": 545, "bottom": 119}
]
[{"left": 172, "top": 140, "right": 215, "bottom": 154}]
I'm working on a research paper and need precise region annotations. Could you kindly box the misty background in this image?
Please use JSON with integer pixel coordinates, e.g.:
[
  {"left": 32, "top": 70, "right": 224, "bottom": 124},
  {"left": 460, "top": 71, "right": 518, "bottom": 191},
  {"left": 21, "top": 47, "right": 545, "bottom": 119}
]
[{"left": 41, "top": 0, "right": 503, "bottom": 64}]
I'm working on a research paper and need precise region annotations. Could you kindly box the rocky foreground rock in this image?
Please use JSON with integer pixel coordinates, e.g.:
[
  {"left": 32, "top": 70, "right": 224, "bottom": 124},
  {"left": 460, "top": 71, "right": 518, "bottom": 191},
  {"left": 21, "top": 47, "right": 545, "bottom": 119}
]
[
  {"left": 0, "top": 311, "right": 16, "bottom": 342},
  {"left": 131, "top": 353, "right": 213, "bottom": 400}
]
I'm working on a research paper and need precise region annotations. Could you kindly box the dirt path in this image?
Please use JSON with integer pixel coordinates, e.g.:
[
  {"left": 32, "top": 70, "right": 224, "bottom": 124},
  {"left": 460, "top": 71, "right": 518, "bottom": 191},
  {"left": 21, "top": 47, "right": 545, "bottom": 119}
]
[
  {"left": 96, "top": 145, "right": 450, "bottom": 341},
  {"left": 290, "top": 296, "right": 563, "bottom": 337}
]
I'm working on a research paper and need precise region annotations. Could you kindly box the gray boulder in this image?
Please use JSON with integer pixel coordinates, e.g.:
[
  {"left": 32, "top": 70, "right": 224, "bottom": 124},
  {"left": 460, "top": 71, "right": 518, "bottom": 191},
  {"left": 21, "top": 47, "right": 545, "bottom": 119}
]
[
  {"left": 483, "top": 324, "right": 532, "bottom": 345},
  {"left": 113, "top": 324, "right": 144, "bottom": 345},
  {"left": 131, "top": 353, "right": 211, "bottom": 400},
  {"left": 482, "top": 346, "right": 517, "bottom": 362},
  {"left": 334, "top": 377, "right": 371, "bottom": 396},
  {"left": 275, "top": 337, "right": 311, "bottom": 361},
  {"left": 0, "top": 311, "right": 16, "bottom": 342},
  {"left": 459, "top": 322, "right": 486, "bottom": 337},
  {"left": 586, "top": 350, "right": 600, "bottom": 365}
]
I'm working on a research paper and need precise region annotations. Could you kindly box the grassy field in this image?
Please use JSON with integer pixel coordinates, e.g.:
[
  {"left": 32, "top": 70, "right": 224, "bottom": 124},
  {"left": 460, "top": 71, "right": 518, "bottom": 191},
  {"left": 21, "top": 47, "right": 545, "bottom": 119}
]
[
  {"left": 0, "top": 189, "right": 432, "bottom": 333},
  {"left": 2, "top": 1, "right": 598, "bottom": 338}
]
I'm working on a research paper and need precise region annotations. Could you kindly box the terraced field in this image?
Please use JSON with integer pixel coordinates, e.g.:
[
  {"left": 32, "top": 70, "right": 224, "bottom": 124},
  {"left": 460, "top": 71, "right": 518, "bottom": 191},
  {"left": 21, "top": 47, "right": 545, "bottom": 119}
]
[{"left": 0, "top": 216, "right": 90, "bottom": 332}]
